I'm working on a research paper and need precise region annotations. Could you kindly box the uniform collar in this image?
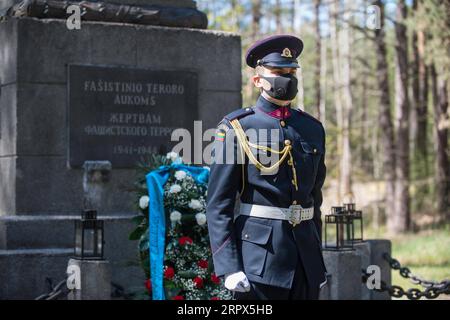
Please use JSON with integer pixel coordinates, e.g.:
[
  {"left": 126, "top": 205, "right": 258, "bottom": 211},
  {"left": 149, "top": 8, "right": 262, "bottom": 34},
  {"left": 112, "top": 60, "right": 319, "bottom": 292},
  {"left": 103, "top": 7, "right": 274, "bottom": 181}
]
[{"left": 256, "top": 95, "right": 292, "bottom": 119}]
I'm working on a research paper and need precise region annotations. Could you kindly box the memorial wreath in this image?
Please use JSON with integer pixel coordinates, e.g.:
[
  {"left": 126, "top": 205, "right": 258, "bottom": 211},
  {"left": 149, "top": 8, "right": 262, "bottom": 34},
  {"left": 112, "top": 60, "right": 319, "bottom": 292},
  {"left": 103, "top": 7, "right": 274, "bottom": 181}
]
[{"left": 129, "top": 152, "right": 232, "bottom": 300}]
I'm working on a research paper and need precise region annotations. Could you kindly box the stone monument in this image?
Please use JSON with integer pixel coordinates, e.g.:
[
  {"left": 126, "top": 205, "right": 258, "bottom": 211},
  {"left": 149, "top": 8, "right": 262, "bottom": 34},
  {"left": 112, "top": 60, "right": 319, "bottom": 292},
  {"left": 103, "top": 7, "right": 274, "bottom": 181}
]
[{"left": 0, "top": 0, "right": 241, "bottom": 299}]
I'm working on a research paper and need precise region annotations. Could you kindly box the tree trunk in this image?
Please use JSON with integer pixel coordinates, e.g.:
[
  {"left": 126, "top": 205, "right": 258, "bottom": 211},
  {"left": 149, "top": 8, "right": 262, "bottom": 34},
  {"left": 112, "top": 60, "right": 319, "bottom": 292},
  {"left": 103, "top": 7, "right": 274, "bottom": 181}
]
[
  {"left": 245, "top": 0, "right": 262, "bottom": 104},
  {"left": 251, "top": 0, "right": 262, "bottom": 41},
  {"left": 373, "top": 0, "right": 396, "bottom": 227},
  {"left": 319, "top": 34, "right": 328, "bottom": 125},
  {"left": 417, "top": 29, "right": 429, "bottom": 174},
  {"left": 359, "top": 0, "right": 370, "bottom": 173},
  {"left": 329, "top": 0, "right": 344, "bottom": 202},
  {"left": 230, "top": 0, "right": 238, "bottom": 31},
  {"left": 411, "top": 0, "right": 429, "bottom": 176},
  {"left": 392, "top": 0, "right": 411, "bottom": 233},
  {"left": 290, "top": 0, "right": 295, "bottom": 32},
  {"left": 360, "top": 64, "right": 368, "bottom": 170},
  {"left": 294, "top": 0, "right": 304, "bottom": 108},
  {"left": 431, "top": 65, "right": 450, "bottom": 222},
  {"left": 275, "top": 0, "right": 282, "bottom": 33},
  {"left": 340, "top": 0, "right": 354, "bottom": 201},
  {"left": 314, "top": 0, "right": 322, "bottom": 119},
  {"left": 411, "top": 0, "right": 419, "bottom": 144}
]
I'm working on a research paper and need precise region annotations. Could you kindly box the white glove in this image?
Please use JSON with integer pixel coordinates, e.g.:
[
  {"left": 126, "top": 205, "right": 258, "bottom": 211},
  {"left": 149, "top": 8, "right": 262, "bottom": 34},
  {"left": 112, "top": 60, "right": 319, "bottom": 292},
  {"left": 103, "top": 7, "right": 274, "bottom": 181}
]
[{"left": 224, "top": 271, "right": 251, "bottom": 292}]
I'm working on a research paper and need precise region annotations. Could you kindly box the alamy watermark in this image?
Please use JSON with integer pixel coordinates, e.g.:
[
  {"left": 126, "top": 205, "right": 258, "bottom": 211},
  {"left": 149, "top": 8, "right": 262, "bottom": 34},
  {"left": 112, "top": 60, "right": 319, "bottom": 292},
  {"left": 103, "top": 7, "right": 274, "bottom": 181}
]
[
  {"left": 66, "top": 264, "right": 81, "bottom": 290},
  {"left": 365, "top": 265, "right": 381, "bottom": 290},
  {"left": 64, "top": 4, "right": 382, "bottom": 31},
  {"left": 66, "top": 5, "right": 81, "bottom": 30},
  {"left": 366, "top": 5, "right": 381, "bottom": 30},
  {"left": 169, "top": 121, "right": 284, "bottom": 175}
]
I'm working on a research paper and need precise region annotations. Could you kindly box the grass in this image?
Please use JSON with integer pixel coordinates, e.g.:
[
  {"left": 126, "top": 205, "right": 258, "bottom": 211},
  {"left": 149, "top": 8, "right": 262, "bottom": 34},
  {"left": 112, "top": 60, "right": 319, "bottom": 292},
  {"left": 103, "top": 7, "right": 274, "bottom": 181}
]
[{"left": 366, "top": 227, "right": 450, "bottom": 300}]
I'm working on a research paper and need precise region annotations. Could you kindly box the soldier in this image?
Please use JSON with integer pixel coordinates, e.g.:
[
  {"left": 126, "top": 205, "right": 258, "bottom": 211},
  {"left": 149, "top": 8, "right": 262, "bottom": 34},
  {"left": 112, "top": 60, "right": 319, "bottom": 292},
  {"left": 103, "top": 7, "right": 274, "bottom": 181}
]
[{"left": 206, "top": 35, "right": 327, "bottom": 300}]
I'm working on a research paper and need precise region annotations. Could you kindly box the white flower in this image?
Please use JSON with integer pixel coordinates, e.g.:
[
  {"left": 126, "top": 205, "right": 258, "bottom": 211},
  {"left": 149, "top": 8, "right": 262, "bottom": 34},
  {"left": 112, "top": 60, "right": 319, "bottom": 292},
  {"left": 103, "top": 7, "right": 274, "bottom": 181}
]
[
  {"left": 188, "top": 199, "right": 203, "bottom": 210},
  {"left": 139, "top": 195, "right": 149, "bottom": 209},
  {"left": 174, "top": 170, "right": 187, "bottom": 181},
  {"left": 166, "top": 151, "right": 178, "bottom": 161},
  {"left": 169, "top": 184, "right": 182, "bottom": 193},
  {"left": 195, "top": 213, "right": 207, "bottom": 226},
  {"left": 170, "top": 210, "right": 182, "bottom": 223}
]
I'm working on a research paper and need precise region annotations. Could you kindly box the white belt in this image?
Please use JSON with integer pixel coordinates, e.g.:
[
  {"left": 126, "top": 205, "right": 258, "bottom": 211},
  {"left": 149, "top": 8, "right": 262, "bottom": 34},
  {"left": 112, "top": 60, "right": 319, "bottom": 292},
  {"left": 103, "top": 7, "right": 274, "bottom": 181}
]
[{"left": 238, "top": 203, "right": 314, "bottom": 226}]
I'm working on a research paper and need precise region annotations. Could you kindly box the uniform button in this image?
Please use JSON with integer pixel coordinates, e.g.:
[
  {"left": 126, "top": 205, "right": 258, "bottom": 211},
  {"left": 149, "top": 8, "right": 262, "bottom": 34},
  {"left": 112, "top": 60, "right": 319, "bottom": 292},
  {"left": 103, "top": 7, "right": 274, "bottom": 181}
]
[
  {"left": 280, "top": 120, "right": 286, "bottom": 127},
  {"left": 313, "top": 148, "right": 317, "bottom": 154},
  {"left": 284, "top": 139, "right": 291, "bottom": 146},
  {"left": 244, "top": 234, "right": 249, "bottom": 239},
  {"left": 287, "top": 159, "right": 293, "bottom": 166}
]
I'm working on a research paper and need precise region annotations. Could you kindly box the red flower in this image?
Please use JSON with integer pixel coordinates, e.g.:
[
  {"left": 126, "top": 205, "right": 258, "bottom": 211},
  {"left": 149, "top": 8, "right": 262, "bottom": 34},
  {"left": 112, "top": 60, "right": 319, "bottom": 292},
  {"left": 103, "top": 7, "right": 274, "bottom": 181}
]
[
  {"left": 145, "top": 279, "right": 152, "bottom": 294},
  {"left": 178, "top": 236, "right": 193, "bottom": 246},
  {"left": 173, "top": 295, "right": 185, "bottom": 300},
  {"left": 164, "top": 267, "right": 175, "bottom": 279},
  {"left": 211, "top": 297, "right": 220, "bottom": 300},
  {"left": 193, "top": 276, "right": 204, "bottom": 288},
  {"left": 211, "top": 273, "right": 221, "bottom": 285},
  {"left": 198, "top": 260, "right": 208, "bottom": 269}
]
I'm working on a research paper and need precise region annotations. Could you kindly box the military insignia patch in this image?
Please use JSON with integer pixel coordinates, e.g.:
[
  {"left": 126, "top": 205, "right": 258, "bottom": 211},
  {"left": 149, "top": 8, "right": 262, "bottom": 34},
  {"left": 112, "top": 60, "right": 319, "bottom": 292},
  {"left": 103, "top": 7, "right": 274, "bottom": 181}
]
[
  {"left": 216, "top": 130, "right": 226, "bottom": 142},
  {"left": 215, "top": 124, "right": 228, "bottom": 142},
  {"left": 281, "top": 47, "right": 292, "bottom": 58}
]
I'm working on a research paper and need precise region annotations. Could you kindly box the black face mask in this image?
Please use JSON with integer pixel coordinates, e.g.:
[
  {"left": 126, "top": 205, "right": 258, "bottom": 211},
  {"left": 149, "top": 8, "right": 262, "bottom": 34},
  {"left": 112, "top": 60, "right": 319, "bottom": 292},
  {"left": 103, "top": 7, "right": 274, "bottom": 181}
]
[{"left": 260, "top": 73, "right": 298, "bottom": 101}]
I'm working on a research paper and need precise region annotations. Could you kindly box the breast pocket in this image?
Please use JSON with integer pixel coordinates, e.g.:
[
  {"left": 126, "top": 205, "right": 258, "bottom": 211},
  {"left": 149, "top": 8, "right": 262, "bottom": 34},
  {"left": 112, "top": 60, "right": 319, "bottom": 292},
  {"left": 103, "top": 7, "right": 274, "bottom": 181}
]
[
  {"left": 299, "top": 141, "right": 324, "bottom": 175},
  {"left": 237, "top": 219, "right": 273, "bottom": 276}
]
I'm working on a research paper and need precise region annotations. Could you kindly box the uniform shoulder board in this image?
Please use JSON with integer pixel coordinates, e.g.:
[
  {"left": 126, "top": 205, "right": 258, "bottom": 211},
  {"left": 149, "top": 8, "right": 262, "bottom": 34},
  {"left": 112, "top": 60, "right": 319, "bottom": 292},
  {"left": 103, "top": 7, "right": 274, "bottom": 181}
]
[
  {"left": 295, "top": 108, "right": 322, "bottom": 125},
  {"left": 223, "top": 107, "right": 255, "bottom": 122}
]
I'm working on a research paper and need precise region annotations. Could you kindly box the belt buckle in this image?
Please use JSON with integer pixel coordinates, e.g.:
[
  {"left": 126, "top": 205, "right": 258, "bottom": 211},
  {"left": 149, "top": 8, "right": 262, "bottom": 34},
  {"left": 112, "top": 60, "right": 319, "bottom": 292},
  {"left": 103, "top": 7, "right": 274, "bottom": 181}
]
[{"left": 288, "top": 204, "right": 303, "bottom": 226}]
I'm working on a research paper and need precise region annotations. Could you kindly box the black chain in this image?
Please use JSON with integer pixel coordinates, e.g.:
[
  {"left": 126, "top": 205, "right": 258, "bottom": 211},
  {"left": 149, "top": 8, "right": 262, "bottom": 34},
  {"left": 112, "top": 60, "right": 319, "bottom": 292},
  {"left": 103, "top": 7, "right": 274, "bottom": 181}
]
[
  {"left": 361, "top": 253, "right": 450, "bottom": 300},
  {"left": 35, "top": 278, "right": 129, "bottom": 300},
  {"left": 35, "top": 277, "right": 70, "bottom": 300},
  {"left": 383, "top": 253, "right": 450, "bottom": 290}
]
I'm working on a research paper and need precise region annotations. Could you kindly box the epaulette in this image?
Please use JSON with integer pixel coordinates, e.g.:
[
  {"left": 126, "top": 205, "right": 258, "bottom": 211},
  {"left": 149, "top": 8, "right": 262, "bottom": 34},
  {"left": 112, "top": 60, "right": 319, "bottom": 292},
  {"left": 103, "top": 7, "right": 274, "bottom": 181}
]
[
  {"left": 295, "top": 108, "right": 322, "bottom": 126},
  {"left": 223, "top": 107, "right": 255, "bottom": 122}
]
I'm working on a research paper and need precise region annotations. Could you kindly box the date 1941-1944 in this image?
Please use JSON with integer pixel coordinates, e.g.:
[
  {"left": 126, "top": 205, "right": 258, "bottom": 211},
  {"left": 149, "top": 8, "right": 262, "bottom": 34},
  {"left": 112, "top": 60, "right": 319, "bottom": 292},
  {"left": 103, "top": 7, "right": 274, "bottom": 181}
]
[
  {"left": 113, "top": 145, "right": 159, "bottom": 155},
  {"left": 177, "top": 304, "right": 273, "bottom": 318}
]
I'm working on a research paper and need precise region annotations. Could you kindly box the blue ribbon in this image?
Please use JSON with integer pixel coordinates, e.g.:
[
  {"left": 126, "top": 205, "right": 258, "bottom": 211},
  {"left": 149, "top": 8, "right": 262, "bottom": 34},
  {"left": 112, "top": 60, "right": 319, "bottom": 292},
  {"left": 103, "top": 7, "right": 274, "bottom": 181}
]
[{"left": 146, "top": 163, "right": 209, "bottom": 300}]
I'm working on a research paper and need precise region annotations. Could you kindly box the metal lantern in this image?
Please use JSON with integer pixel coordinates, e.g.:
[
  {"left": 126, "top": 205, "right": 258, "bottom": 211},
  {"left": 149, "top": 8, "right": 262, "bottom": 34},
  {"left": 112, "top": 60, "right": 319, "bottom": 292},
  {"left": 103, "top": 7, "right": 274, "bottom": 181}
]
[
  {"left": 74, "top": 209, "right": 104, "bottom": 260},
  {"left": 324, "top": 206, "right": 354, "bottom": 251},
  {"left": 344, "top": 202, "right": 364, "bottom": 243}
]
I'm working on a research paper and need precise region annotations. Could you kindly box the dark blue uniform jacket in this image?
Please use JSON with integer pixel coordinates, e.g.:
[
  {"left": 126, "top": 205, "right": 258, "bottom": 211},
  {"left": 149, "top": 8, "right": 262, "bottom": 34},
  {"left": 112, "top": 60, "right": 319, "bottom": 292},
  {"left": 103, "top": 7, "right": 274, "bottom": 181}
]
[{"left": 206, "top": 95, "right": 327, "bottom": 290}]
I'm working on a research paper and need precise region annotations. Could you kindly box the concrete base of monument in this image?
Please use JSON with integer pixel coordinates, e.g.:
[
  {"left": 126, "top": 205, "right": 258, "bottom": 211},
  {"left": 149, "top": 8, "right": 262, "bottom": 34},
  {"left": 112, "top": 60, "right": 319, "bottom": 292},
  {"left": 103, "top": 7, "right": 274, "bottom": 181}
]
[
  {"left": 354, "top": 241, "right": 372, "bottom": 300},
  {"left": 0, "top": 214, "right": 144, "bottom": 299},
  {"left": 321, "top": 250, "right": 362, "bottom": 300},
  {"left": 366, "top": 239, "right": 392, "bottom": 300},
  {"left": 319, "top": 239, "right": 392, "bottom": 300},
  {"left": 67, "top": 258, "right": 112, "bottom": 300},
  {"left": 0, "top": 248, "right": 72, "bottom": 299}
]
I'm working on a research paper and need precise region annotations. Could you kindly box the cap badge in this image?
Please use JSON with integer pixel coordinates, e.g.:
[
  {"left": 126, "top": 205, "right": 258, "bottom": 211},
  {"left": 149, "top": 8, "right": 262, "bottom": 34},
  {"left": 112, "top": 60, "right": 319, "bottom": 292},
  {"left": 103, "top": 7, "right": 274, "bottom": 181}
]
[{"left": 281, "top": 48, "right": 292, "bottom": 58}]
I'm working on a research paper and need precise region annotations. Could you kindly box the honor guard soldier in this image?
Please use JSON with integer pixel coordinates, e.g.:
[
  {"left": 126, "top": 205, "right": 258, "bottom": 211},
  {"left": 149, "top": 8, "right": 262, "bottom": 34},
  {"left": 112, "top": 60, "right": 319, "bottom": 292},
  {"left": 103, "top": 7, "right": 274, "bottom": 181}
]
[{"left": 206, "top": 35, "right": 328, "bottom": 300}]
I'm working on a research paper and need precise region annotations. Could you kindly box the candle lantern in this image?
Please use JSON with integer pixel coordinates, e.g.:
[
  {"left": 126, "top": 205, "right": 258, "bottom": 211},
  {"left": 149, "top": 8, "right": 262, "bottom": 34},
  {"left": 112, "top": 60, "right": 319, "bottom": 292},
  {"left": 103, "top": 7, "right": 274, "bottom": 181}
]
[
  {"left": 344, "top": 202, "right": 364, "bottom": 243},
  {"left": 74, "top": 209, "right": 104, "bottom": 260},
  {"left": 324, "top": 206, "right": 354, "bottom": 251}
]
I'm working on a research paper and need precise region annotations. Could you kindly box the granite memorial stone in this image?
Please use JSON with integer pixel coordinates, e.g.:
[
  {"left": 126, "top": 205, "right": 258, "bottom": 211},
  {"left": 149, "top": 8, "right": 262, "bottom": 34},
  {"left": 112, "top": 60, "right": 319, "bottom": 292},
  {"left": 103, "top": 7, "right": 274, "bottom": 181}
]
[{"left": 0, "top": 0, "right": 241, "bottom": 299}]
